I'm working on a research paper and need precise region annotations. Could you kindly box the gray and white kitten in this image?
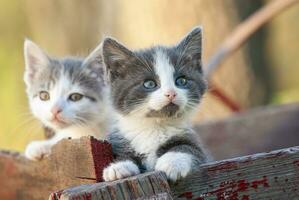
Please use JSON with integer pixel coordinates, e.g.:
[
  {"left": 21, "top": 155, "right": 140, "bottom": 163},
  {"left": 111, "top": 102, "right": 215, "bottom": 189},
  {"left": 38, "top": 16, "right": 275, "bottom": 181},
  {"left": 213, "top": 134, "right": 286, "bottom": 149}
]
[
  {"left": 102, "top": 27, "right": 209, "bottom": 182},
  {"left": 24, "top": 40, "right": 111, "bottom": 160}
]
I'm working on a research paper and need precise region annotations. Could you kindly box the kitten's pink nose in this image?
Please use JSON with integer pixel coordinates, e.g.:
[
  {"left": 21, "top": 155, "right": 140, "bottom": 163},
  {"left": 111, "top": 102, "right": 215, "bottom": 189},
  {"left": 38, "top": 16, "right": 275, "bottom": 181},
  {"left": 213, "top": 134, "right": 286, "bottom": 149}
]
[
  {"left": 51, "top": 106, "right": 62, "bottom": 117},
  {"left": 164, "top": 90, "right": 177, "bottom": 101}
]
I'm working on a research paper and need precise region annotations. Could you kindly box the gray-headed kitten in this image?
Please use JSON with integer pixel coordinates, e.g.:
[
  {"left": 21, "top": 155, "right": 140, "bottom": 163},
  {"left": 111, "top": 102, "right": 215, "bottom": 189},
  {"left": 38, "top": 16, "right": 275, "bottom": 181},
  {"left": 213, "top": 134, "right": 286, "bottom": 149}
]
[
  {"left": 101, "top": 27, "right": 209, "bottom": 182},
  {"left": 24, "top": 40, "right": 111, "bottom": 160}
]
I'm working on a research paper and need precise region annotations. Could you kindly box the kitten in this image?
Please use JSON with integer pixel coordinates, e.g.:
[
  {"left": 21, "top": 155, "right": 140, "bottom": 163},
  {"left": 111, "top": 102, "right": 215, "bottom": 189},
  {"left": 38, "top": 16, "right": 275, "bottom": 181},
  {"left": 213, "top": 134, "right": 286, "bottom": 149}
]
[
  {"left": 101, "top": 27, "right": 210, "bottom": 182},
  {"left": 24, "top": 40, "right": 111, "bottom": 160}
]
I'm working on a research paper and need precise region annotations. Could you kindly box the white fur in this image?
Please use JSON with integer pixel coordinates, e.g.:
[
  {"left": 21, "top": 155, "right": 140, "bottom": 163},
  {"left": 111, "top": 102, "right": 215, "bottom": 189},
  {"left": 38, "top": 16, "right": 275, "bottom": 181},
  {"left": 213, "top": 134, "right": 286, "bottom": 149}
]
[
  {"left": 104, "top": 48, "right": 198, "bottom": 181},
  {"left": 24, "top": 41, "right": 111, "bottom": 160},
  {"left": 25, "top": 79, "right": 109, "bottom": 160},
  {"left": 24, "top": 40, "right": 50, "bottom": 85},
  {"left": 25, "top": 122, "right": 109, "bottom": 160},
  {"left": 24, "top": 39, "right": 49, "bottom": 69},
  {"left": 25, "top": 140, "right": 52, "bottom": 161},
  {"left": 116, "top": 113, "right": 191, "bottom": 170},
  {"left": 103, "top": 160, "right": 140, "bottom": 181},
  {"left": 148, "top": 50, "right": 187, "bottom": 112},
  {"left": 113, "top": 50, "right": 194, "bottom": 170},
  {"left": 29, "top": 75, "right": 108, "bottom": 137},
  {"left": 155, "top": 152, "right": 193, "bottom": 182}
]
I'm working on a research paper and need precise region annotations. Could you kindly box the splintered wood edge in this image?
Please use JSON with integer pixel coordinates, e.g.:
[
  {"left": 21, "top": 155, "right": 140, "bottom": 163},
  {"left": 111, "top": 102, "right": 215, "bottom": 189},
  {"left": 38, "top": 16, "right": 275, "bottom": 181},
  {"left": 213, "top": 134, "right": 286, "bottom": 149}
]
[
  {"left": 51, "top": 171, "right": 172, "bottom": 200},
  {"left": 0, "top": 136, "right": 113, "bottom": 200},
  {"left": 51, "top": 145, "right": 299, "bottom": 200},
  {"left": 0, "top": 136, "right": 107, "bottom": 159}
]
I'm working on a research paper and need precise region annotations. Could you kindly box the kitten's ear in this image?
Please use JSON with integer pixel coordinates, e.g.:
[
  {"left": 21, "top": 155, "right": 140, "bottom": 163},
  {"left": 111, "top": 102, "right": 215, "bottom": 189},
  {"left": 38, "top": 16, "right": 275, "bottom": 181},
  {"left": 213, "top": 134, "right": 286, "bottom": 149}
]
[
  {"left": 82, "top": 42, "right": 104, "bottom": 80},
  {"left": 24, "top": 39, "right": 50, "bottom": 85},
  {"left": 102, "top": 37, "right": 136, "bottom": 79},
  {"left": 176, "top": 26, "right": 202, "bottom": 61}
]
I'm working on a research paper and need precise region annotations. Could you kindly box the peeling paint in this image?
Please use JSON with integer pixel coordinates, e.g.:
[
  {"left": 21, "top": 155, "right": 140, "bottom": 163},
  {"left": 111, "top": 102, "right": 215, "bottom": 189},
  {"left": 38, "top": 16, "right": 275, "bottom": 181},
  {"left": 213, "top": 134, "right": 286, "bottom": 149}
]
[
  {"left": 293, "top": 160, "right": 299, "bottom": 167},
  {"left": 179, "top": 176, "right": 270, "bottom": 200},
  {"left": 207, "top": 161, "right": 238, "bottom": 173}
]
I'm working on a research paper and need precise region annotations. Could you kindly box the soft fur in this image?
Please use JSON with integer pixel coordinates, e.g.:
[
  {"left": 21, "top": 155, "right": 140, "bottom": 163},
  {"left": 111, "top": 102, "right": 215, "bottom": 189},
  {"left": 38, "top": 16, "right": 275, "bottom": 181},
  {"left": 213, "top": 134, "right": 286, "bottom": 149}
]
[
  {"left": 24, "top": 40, "right": 111, "bottom": 160},
  {"left": 102, "top": 27, "right": 210, "bottom": 182}
]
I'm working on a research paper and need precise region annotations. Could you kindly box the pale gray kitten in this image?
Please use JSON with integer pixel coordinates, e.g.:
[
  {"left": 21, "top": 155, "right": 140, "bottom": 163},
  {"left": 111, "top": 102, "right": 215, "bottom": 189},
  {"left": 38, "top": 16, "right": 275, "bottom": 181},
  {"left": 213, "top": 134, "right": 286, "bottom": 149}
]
[
  {"left": 101, "top": 27, "right": 210, "bottom": 182},
  {"left": 24, "top": 40, "right": 111, "bottom": 160}
]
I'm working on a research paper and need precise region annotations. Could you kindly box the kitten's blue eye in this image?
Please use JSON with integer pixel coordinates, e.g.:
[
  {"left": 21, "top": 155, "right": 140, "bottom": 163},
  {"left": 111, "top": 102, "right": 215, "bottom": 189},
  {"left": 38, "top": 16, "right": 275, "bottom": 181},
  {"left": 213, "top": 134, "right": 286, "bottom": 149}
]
[
  {"left": 143, "top": 80, "right": 157, "bottom": 89},
  {"left": 175, "top": 77, "right": 188, "bottom": 87},
  {"left": 69, "top": 93, "right": 83, "bottom": 102}
]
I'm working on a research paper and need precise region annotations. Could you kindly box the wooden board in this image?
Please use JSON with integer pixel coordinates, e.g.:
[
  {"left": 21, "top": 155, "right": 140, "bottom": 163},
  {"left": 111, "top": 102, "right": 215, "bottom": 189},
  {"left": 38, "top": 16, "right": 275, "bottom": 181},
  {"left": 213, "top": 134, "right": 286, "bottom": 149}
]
[
  {"left": 52, "top": 145, "right": 299, "bottom": 200},
  {"left": 0, "top": 136, "right": 113, "bottom": 200},
  {"left": 196, "top": 103, "right": 299, "bottom": 159},
  {"left": 1, "top": 103, "right": 299, "bottom": 199},
  {"left": 172, "top": 146, "right": 299, "bottom": 199},
  {"left": 50, "top": 171, "right": 172, "bottom": 200}
]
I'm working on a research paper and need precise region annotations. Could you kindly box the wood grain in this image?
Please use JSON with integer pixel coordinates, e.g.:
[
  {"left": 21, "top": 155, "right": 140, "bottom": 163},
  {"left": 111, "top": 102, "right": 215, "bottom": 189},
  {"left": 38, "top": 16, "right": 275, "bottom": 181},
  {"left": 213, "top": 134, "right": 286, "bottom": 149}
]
[
  {"left": 0, "top": 136, "right": 113, "bottom": 200},
  {"left": 51, "top": 145, "right": 299, "bottom": 200},
  {"left": 50, "top": 171, "right": 173, "bottom": 200},
  {"left": 172, "top": 146, "right": 299, "bottom": 199}
]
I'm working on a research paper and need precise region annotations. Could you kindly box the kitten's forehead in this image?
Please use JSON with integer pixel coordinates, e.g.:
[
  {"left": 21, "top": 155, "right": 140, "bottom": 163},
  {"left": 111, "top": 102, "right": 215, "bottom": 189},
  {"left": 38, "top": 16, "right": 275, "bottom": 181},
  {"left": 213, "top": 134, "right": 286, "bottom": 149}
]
[
  {"left": 134, "top": 47, "right": 182, "bottom": 80},
  {"left": 135, "top": 46, "right": 202, "bottom": 82},
  {"left": 27, "top": 57, "right": 103, "bottom": 94},
  {"left": 61, "top": 58, "right": 104, "bottom": 91},
  {"left": 153, "top": 49, "right": 175, "bottom": 89}
]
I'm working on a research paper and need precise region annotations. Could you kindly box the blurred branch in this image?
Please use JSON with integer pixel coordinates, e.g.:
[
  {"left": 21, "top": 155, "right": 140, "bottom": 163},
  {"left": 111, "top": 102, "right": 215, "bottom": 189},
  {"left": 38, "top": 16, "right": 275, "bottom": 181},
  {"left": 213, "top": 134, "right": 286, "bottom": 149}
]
[
  {"left": 205, "top": 0, "right": 299, "bottom": 112},
  {"left": 205, "top": 0, "right": 299, "bottom": 77}
]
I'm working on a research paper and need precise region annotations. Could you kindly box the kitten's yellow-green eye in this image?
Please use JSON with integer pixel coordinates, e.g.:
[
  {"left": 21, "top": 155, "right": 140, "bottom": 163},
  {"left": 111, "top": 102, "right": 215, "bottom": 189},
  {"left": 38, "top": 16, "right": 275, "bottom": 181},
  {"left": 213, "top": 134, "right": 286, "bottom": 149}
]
[
  {"left": 39, "top": 91, "right": 50, "bottom": 101},
  {"left": 69, "top": 93, "right": 83, "bottom": 102}
]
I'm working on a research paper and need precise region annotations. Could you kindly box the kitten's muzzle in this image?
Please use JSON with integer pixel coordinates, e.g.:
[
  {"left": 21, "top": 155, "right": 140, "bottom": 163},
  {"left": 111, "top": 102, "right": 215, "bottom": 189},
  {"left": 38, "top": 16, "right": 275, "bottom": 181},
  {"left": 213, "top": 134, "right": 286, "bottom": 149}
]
[
  {"left": 51, "top": 106, "right": 62, "bottom": 117},
  {"left": 146, "top": 103, "right": 180, "bottom": 118},
  {"left": 164, "top": 90, "right": 177, "bottom": 102},
  {"left": 50, "top": 107, "right": 67, "bottom": 126}
]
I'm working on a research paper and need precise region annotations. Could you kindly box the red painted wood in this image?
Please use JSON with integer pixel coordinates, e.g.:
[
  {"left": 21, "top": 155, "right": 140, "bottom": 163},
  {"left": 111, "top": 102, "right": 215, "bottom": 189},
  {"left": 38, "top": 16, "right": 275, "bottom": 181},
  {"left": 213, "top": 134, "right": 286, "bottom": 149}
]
[{"left": 90, "top": 137, "right": 113, "bottom": 182}]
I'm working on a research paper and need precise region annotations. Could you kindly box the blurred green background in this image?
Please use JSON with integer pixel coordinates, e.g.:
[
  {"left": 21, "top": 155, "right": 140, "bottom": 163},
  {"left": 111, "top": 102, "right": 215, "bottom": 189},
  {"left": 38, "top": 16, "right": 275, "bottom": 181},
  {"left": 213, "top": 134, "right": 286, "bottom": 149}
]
[{"left": 0, "top": 0, "right": 298, "bottom": 151}]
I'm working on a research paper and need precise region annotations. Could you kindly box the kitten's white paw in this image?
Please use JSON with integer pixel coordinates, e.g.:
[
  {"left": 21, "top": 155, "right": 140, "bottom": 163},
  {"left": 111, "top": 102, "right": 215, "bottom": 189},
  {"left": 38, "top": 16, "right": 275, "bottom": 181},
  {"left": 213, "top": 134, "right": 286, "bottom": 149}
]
[
  {"left": 103, "top": 160, "right": 140, "bottom": 182},
  {"left": 25, "top": 141, "right": 52, "bottom": 161},
  {"left": 155, "top": 152, "right": 193, "bottom": 182}
]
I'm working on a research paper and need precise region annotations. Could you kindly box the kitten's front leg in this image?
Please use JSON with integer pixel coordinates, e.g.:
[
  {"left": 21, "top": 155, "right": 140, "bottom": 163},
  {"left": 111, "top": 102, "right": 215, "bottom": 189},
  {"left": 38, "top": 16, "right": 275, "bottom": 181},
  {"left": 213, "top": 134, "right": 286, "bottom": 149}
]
[
  {"left": 155, "top": 152, "right": 193, "bottom": 182},
  {"left": 25, "top": 133, "right": 63, "bottom": 161},
  {"left": 103, "top": 160, "right": 140, "bottom": 181},
  {"left": 25, "top": 140, "right": 53, "bottom": 161}
]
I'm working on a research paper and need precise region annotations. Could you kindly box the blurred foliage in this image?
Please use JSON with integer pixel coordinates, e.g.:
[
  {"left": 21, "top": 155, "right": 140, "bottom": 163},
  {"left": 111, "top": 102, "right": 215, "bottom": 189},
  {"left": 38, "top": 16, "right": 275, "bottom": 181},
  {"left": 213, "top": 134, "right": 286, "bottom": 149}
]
[{"left": 0, "top": 0, "right": 298, "bottom": 152}]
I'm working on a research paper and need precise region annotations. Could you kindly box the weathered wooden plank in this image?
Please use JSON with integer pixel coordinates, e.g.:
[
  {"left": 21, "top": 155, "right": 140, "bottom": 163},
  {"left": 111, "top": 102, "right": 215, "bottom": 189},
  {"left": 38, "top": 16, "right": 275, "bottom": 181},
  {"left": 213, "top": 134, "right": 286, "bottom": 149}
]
[
  {"left": 197, "top": 103, "right": 299, "bottom": 159},
  {"left": 172, "top": 146, "right": 299, "bottom": 199},
  {"left": 52, "top": 146, "right": 299, "bottom": 200},
  {"left": 0, "top": 136, "right": 113, "bottom": 200},
  {"left": 51, "top": 171, "right": 173, "bottom": 200}
]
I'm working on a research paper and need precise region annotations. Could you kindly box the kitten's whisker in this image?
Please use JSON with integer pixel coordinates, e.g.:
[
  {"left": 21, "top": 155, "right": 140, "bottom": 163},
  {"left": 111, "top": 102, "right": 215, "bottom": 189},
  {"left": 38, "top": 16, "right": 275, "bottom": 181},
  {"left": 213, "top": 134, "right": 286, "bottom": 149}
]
[
  {"left": 74, "top": 118, "right": 88, "bottom": 130},
  {"left": 127, "top": 105, "right": 148, "bottom": 116},
  {"left": 25, "top": 123, "right": 43, "bottom": 137},
  {"left": 16, "top": 112, "right": 34, "bottom": 119},
  {"left": 74, "top": 116, "right": 88, "bottom": 127},
  {"left": 11, "top": 116, "right": 37, "bottom": 135},
  {"left": 124, "top": 100, "right": 145, "bottom": 106}
]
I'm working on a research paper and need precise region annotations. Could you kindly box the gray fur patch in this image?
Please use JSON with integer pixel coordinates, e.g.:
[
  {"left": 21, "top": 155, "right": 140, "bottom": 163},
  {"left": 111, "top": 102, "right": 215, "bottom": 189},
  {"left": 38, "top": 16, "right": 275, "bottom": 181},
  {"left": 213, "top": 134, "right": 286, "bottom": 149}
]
[
  {"left": 107, "top": 130, "right": 147, "bottom": 172},
  {"left": 146, "top": 103, "right": 180, "bottom": 118},
  {"left": 26, "top": 57, "right": 105, "bottom": 101},
  {"left": 102, "top": 27, "right": 207, "bottom": 117},
  {"left": 103, "top": 27, "right": 209, "bottom": 175},
  {"left": 24, "top": 40, "right": 107, "bottom": 135},
  {"left": 156, "top": 131, "right": 209, "bottom": 170}
]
